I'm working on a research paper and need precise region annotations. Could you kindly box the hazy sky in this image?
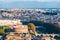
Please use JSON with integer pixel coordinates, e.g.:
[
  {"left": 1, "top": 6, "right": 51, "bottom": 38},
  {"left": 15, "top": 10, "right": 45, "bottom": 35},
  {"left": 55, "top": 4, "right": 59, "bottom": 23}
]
[
  {"left": 0, "top": 0, "right": 60, "bottom": 2},
  {"left": 0, "top": 0, "right": 60, "bottom": 8}
]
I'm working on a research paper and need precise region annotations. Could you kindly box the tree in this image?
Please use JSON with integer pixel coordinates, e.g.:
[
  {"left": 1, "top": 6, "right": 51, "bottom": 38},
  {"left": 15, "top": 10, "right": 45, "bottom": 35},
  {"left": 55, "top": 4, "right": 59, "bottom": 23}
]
[
  {"left": 6, "top": 37, "right": 13, "bottom": 40},
  {"left": 0, "top": 26, "right": 10, "bottom": 35},
  {"left": 0, "top": 29, "right": 5, "bottom": 35},
  {"left": 30, "top": 32, "right": 35, "bottom": 37},
  {"left": 28, "top": 23, "right": 36, "bottom": 32}
]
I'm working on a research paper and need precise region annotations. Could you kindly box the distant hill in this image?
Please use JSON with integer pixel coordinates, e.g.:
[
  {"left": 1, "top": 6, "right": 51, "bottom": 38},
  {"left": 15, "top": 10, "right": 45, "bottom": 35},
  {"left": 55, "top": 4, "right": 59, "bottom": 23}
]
[{"left": 0, "top": 1, "right": 60, "bottom": 8}]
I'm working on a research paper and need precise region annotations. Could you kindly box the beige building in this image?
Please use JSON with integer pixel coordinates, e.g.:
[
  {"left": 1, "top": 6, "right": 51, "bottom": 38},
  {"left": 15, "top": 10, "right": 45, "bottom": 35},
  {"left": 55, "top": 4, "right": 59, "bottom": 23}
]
[
  {"left": 14, "top": 25, "right": 28, "bottom": 33},
  {"left": 0, "top": 20, "right": 21, "bottom": 26},
  {"left": 41, "top": 34, "right": 56, "bottom": 40},
  {"left": 3, "top": 20, "right": 32, "bottom": 40},
  {"left": 6, "top": 25, "right": 31, "bottom": 40}
]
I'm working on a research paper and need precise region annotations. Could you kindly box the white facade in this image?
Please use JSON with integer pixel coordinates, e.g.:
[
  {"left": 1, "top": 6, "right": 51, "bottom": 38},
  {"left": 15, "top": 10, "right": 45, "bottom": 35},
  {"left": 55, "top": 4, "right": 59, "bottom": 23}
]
[{"left": 0, "top": 20, "right": 21, "bottom": 26}]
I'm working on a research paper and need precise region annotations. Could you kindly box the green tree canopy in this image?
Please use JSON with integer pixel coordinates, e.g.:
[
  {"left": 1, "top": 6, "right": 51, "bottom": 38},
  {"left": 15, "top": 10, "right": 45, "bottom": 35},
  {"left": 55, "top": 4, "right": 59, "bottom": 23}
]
[{"left": 0, "top": 25, "right": 10, "bottom": 35}]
